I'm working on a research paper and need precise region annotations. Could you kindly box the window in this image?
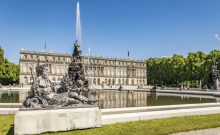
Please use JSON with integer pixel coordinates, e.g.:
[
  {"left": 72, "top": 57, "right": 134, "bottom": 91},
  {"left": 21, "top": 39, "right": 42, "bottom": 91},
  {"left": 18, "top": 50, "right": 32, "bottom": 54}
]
[
  {"left": 126, "top": 79, "right": 129, "bottom": 85},
  {"left": 25, "top": 64, "right": 29, "bottom": 73},
  {"left": 97, "top": 78, "right": 100, "bottom": 85},
  {"left": 55, "top": 66, "right": 57, "bottom": 74},
  {"left": 57, "top": 66, "right": 61, "bottom": 74},
  {"left": 112, "top": 79, "right": 115, "bottom": 85},
  {"left": 105, "top": 78, "right": 107, "bottom": 84},
  {"left": 30, "top": 55, "right": 33, "bottom": 60},
  {"left": 108, "top": 79, "right": 111, "bottom": 85},
  {"left": 131, "top": 79, "right": 134, "bottom": 85},
  {"left": 52, "top": 77, "right": 56, "bottom": 82},
  {"left": 118, "top": 79, "right": 121, "bottom": 85},
  {"left": 32, "top": 55, "right": 36, "bottom": 61},
  {"left": 93, "top": 78, "right": 96, "bottom": 85},
  {"left": 24, "top": 76, "right": 28, "bottom": 84},
  {"left": 122, "top": 79, "right": 125, "bottom": 85}
]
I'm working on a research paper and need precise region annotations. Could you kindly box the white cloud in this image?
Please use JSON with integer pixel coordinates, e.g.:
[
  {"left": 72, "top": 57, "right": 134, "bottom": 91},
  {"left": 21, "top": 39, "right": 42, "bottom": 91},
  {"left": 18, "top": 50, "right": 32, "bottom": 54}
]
[{"left": 214, "top": 33, "right": 220, "bottom": 41}]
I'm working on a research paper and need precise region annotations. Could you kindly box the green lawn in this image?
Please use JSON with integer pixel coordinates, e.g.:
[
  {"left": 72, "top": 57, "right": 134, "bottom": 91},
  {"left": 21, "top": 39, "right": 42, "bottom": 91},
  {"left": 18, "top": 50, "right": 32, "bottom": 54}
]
[
  {"left": 0, "top": 115, "right": 14, "bottom": 135},
  {"left": 2, "top": 114, "right": 220, "bottom": 135}
]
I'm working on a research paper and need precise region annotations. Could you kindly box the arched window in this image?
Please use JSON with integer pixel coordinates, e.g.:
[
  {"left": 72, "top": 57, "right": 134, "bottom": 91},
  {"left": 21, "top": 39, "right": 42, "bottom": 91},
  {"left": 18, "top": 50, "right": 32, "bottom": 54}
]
[
  {"left": 105, "top": 78, "right": 107, "bottom": 84},
  {"left": 52, "top": 77, "right": 56, "bottom": 82},
  {"left": 124, "top": 70, "right": 126, "bottom": 77},
  {"left": 131, "top": 79, "right": 134, "bottom": 85},
  {"left": 121, "top": 69, "right": 124, "bottom": 77},
  {"left": 108, "top": 79, "right": 111, "bottom": 85},
  {"left": 57, "top": 66, "right": 60, "bottom": 74},
  {"left": 118, "top": 79, "right": 121, "bottom": 85},
  {"left": 89, "top": 78, "right": 92, "bottom": 85},
  {"left": 108, "top": 69, "right": 111, "bottom": 76},
  {"left": 22, "top": 65, "right": 26, "bottom": 73},
  {"left": 24, "top": 76, "right": 28, "bottom": 84},
  {"left": 93, "top": 78, "right": 96, "bottom": 85},
  {"left": 104, "top": 69, "right": 106, "bottom": 76},
  {"left": 26, "top": 64, "right": 29, "bottom": 73},
  {"left": 117, "top": 69, "right": 120, "bottom": 77},
  {"left": 109, "top": 69, "right": 112, "bottom": 76},
  {"left": 122, "top": 79, "right": 125, "bottom": 85},
  {"left": 52, "top": 66, "right": 55, "bottom": 74},
  {"left": 126, "top": 79, "right": 129, "bottom": 85},
  {"left": 54, "top": 66, "right": 57, "bottom": 74},
  {"left": 112, "top": 79, "right": 115, "bottom": 85},
  {"left": 97, "top": 78, "right": 100, "bottom": 85}
]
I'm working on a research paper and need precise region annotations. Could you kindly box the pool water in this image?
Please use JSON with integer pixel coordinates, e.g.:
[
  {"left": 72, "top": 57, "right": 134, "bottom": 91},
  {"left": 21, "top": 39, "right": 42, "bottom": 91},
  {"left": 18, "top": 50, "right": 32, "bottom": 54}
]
[{"left": 0, "top": 90, "right": 217, "bottom": 109}]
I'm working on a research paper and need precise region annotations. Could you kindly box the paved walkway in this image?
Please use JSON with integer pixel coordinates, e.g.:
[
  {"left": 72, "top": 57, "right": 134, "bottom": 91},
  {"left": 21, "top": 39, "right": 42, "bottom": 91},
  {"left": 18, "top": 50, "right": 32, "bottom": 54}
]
[{"left": 172, "top": 128, "right": 220, "bottom": 135}]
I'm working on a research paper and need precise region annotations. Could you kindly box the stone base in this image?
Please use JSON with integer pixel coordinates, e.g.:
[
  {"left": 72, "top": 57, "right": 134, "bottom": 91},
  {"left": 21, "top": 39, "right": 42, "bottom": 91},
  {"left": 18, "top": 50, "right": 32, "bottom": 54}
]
[{"left": 14, "top": 107, "right": 101, "bottom": 135}]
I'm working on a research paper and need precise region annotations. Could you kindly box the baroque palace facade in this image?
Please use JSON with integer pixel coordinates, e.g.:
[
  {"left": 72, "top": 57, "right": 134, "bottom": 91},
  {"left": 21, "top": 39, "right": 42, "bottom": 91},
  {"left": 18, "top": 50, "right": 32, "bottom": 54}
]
[{"left": 19, "top": 49, "right": 147, "bottom": 87}]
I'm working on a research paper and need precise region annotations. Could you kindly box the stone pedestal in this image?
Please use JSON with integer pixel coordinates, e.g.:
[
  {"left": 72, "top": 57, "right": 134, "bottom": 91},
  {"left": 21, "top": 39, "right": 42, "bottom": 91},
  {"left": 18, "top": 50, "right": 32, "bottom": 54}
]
[{"left": 14, "top": 107, "right": 101, "bottom": 135}]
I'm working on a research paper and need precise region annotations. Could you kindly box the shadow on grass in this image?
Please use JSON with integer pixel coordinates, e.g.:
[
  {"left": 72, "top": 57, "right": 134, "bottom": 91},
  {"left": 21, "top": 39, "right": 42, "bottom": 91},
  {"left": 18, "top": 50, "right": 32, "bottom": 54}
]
[{"left": 7, "top": 124, "right": 14, "bottom": 135}]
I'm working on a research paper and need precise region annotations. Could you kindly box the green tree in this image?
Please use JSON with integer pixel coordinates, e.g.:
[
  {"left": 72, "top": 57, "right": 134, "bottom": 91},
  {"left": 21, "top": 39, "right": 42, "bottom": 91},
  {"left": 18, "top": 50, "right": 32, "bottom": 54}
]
[
  {"left": 0, "top": 46, "right": 19, "bottom": 85},
  {"left": 146, "top": 50, "right": 216, "bottom": 88}
]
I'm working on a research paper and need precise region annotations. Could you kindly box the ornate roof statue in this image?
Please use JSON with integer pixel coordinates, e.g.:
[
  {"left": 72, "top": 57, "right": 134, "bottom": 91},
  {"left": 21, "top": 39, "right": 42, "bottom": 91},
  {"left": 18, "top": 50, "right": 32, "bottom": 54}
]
[{"left": 22, "top": 40, "right": 97, "bottom": 109}]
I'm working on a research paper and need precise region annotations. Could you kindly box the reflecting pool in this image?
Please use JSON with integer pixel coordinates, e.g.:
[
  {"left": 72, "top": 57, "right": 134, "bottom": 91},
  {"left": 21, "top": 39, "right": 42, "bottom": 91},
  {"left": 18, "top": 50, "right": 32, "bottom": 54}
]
[{"left": 0, "top": 90, "right": 217, "bottom": 109}]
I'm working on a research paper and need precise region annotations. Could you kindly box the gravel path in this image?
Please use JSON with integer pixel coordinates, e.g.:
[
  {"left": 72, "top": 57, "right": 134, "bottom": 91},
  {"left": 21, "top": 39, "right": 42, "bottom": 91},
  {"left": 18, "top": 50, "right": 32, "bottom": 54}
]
[{"left": 172, "top": 128, "right": 220, "bottom": 135}]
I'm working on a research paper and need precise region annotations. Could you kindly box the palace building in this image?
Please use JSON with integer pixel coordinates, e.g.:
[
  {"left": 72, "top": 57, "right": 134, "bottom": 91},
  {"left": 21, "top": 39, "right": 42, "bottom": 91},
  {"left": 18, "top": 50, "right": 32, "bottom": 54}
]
[{"left": 19, "top": 49, "right": 147, "bottom": 88}]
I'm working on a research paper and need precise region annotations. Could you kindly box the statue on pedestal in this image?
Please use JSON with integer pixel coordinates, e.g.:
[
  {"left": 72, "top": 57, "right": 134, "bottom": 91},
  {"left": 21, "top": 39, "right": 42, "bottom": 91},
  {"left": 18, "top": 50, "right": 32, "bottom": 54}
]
[{"left": 209, "top": 61, "right": 220, "bottom": 90}]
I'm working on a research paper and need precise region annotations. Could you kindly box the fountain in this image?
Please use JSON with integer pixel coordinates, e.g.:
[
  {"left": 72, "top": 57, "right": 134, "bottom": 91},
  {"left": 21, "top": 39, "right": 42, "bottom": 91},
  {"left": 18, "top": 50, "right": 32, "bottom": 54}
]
[
  {"left": 76, "top": 1, "right": 82, "bottom": 45},
  {"left": 14, "top": 2, "right": 101, "bottom": 135},
  {"left": 22, "top": 40, "right": 97, "bottom": 109}
]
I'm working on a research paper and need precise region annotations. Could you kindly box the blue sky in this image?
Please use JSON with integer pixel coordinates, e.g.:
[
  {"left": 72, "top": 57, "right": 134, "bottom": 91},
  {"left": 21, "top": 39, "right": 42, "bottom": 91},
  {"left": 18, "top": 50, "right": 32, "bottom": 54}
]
[{"left": 1, "top": 0, "right": 220, "bottom": 64}]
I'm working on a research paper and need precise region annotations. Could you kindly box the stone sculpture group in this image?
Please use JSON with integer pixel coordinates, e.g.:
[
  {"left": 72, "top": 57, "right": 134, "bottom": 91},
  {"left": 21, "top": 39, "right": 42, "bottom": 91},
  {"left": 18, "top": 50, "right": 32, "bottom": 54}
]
[
  {"left": 209, "top": 61, "right": 220, "bottom": 90},
  {"left": 23, "top": 40, "right": 97, "bottom": 109}
]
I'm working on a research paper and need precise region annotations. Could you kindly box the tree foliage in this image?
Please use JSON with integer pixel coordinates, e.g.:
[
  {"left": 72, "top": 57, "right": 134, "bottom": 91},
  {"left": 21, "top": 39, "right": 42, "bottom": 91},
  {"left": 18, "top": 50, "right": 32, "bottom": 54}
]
[
  {"left": 147, "top": 50, "right": 220, "bottom": 87},
  {"left": 0, "top": 46, "right": 19, "bottom": 85}
]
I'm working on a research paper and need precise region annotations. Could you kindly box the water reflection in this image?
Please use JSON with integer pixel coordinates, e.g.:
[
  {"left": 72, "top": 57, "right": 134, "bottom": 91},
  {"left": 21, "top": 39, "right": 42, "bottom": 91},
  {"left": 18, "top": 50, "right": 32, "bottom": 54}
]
[
  {"left": 0, "top": 91, "right": 19, "bottom": 103},
  {"left": 0, "top": 90, "right": 217, "bottom": 109},
  {"left": 147, "top": 92, "right": 216, "bottom": 106},
  {"left": 93, "top": 91, "right": 217, "bottom": 109},
  {"left": 91, "top": 91, "right": 148, "bottom": 109}
]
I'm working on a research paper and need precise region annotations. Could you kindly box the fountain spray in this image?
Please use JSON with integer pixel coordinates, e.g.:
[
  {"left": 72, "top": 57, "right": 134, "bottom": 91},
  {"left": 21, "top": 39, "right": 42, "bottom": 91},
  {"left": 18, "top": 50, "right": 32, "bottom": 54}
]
[{"left": 76, "top": 1, "right": 82, "bottom": 45}]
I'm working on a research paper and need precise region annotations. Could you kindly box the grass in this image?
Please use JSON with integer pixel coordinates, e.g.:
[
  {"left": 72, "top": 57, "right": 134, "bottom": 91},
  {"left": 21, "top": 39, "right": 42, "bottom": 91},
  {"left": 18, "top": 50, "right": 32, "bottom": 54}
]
[
  {"left": 0, "top": 115, "right": 14, "bottom": 135},
  {"left": 2, "top": 114, "right": 220, "bottom": 135}
]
